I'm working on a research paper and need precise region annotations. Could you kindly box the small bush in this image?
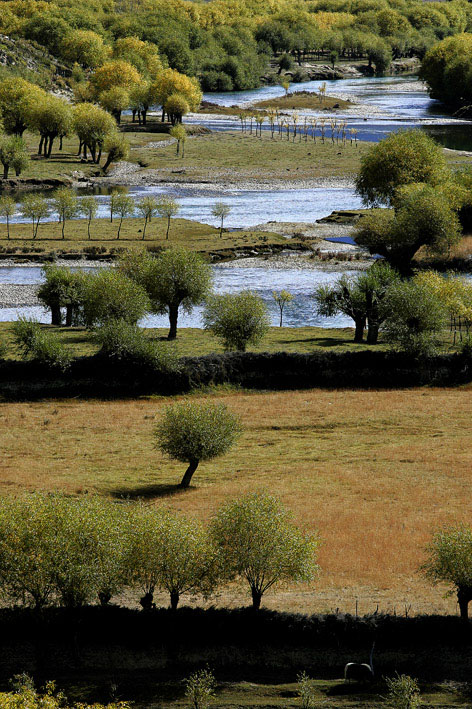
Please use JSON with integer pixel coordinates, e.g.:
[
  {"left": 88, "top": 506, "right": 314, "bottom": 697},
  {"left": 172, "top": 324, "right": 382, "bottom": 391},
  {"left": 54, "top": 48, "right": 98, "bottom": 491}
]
[
  {"left": 184, "top": 668, "right": 216, "bottom": 709},
  {"left": 95, "top": 319, "right": 180, "bottom": 372},
  {"left": 385, "top": 673, "right": 420, "bottom": 709},
  {"left": 203, "top": 290, "right": 270, "bottom": 351},
  {"left": 297, "top": 671, "right": 316, "bottom": 709},
  {"left": 12, "top": 317, "right": 72, "bottom": 371}
]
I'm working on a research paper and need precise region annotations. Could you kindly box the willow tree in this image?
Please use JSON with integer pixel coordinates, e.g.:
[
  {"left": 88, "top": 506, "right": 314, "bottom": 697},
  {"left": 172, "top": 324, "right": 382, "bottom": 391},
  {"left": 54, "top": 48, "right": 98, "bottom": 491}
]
[{"left": 154, "top": 401, "right": 241, "bottom": 488}]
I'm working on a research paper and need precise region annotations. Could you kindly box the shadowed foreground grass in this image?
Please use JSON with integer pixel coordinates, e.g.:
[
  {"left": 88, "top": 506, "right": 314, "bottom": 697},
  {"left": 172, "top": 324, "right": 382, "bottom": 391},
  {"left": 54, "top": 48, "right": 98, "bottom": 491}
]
[{"left": 1, "top": 384, "right": 471, "bottom": 616}]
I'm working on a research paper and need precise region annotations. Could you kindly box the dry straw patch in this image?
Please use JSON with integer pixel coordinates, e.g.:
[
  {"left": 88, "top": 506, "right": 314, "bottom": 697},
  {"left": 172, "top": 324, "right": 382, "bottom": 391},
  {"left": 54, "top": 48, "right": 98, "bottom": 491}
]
[{"left": 1, "top": 386, "right": 471, "bottom": 615}]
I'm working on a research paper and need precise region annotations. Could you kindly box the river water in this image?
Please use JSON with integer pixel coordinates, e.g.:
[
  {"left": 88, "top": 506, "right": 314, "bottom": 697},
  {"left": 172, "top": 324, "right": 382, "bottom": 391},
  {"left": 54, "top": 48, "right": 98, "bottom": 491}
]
[{"left": 0, "top": 74, "right": 470, "bottom": 327}]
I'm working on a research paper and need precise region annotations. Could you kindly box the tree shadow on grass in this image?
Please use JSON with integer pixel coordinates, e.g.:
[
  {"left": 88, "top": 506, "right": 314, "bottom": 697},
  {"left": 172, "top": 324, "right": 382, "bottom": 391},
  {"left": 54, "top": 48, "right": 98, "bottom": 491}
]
[
  {"left": 277, "top": 337, "right": 355, "bottom": 348},
  {"left": 110, "top": 483, "right": 193, "bottom": 500}
]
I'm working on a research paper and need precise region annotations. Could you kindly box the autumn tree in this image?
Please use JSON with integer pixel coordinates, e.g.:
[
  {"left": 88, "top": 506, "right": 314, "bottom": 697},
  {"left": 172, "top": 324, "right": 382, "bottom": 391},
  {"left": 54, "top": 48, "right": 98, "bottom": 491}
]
[
  {"left": 155, "top": 401, "right": 241, "bottom": 488},
  {"left": 99, "top": 86, "right": 130, "bottom": 124},
  {"left": 0, "top": 78, "right": 44, "bottom": 136},
  {"left": 151, "top": 68, "right": 202, "bottom": 121},
  {"left": 60, "top": 30, "right": 109, "bottom": 68},
  {"left": 165, "top": 93, "right": 190, "bottom": 124},
  {"left": 90, "top": 60, "right": 142, "bottom": 98},
  {"left": 0, "top": 136, "right": 29, "bottom": 179},
  {"left": 28, "top": 95, "right": 73, "bottom": 158},
  {"left": 73, "top": 103, "right": 116, "bottom": 163},
  {"left": 210, "top": 492, "right": 319, "bottom": 610},
  {"left": 169, "top": 125, "right": 187, "bottom": 156},
  {"left": 102, "top": 133, "right": 130, "bottom": 173}
]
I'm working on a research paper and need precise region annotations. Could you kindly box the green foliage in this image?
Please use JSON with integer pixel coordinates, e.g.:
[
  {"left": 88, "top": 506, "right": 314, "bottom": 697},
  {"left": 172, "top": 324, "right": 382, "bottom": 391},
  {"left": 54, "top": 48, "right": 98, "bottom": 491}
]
[
  {"left": 37, "top": 265, "right": 86, "bottom": 325},
  {"left": 21, "top": 193, "right": 49, "bottom": 238},
  {"left": 422, "top": 525, "right": 472, "bottom": 594},
  {"left": 382, "top": 278, "right": 446, "bottom": 356},
  {"left": 272, "top": 290, "right": 294, "bottom": 327},
  {"left": 185, "top": 668, "right": 216, "bottom": 709},
  {"left": 120, "top": 248, "right": 212, "bottom": 339},
  {"left": 421, "top": 33, "right": 472, "bottom": 108},
  {"left": 210, "top": 492, "right": 319, "bottom": 609},
  {"left": 82, "top": 269, "right": 150, "bottom": 327},
  {"left": 385, "top": 673, "right": 421, "bottom": 709},
  {"left": 94, "top": 318, "right": 180, "bottom": 372},
  {"left": 297, "top": 672, "right": 316, "bottom": 709},
  {"left": 211, "top": 202, "right": 231, "bottom": 238},
  {"left": 0, "top": 674, "right": 130, "bottom": 709},
  {"left": 355, "top": 130, "right": 447, "bottom": 207},
  {"left": 126, "top": 505, "right": 218, "bottom": 609},
  {"left": 0, "top": 135, "right": 29, "bottom": 179},
  {"left": 155, "top": 400, "right": 241, "bottom": 486},
  {"left": 12, "top": 317, "right": 72, "bottom": 371},
  {"left": 355, "top": 185, "right": 461, "bottom": 272},
  {"left": 136, "top": 196, "right": 158, "bottom": 238},
  {"left": 203, "top": 290, "right": 270, "bottom": 351},
  {"left": 156, "top": 196, "right": 180, "bottom": 239},
  {"left": 51, "top": 188, "right": 79, "bottom": 239},
  {"left": 79, "top": 196, "right": 99, "bottom": 238},
  {"left": 0, "top": 195, "right": 16, "bottom": 239},
  {"left": 102, "top": 132, "right": 130, "bottom": 172}
]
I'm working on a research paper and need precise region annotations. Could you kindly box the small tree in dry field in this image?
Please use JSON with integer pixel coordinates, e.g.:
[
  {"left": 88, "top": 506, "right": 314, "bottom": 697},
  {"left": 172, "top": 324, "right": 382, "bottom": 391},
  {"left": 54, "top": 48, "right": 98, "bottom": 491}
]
[
  {"left": 136, "top": 196, "right": 158, "bottom": 240},
  {"left": 156, "top": 196, "right": 179, "bottom": 239},
  {"left": 185, "top": 668, "right": 216, "bottom": 709},
  {"left": 385, "top": 673, "right": 420, "bottom": 709},
  {"left": 210, "top": 492, "right": 319, "bottom": 610},
  {"left": 154, "top": 401, "right": 241, "bottom": 488}
]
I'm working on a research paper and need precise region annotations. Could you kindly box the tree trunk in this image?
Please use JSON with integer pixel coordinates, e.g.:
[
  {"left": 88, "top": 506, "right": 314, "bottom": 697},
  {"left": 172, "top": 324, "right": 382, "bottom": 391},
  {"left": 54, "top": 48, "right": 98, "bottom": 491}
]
[
  {"left": 59, "top": 135, "right": 63, "bottom": 150},
  {"left": 251, "top": 588, "right": 262, "bottom": 610},
  {"left": 168, "top": 303, "right": 179, "bottom": 340},
  {"left": 65, "top": 305, "right": 73, "bottom": 327},
  {"left": 87, "top": 219, "right": 91, "bottom": 239},
  {"left": 117, "top": 217, "right": 123, "bottom": 239},
  {"left": 142, "top": 110, "right": 147, "bottom": 125},
  {"left": 367, "top": 323, "right": 379, "bottom": 345},
  {"left": 51, "top": 305, "right": 62, "bottom": 326},
  {"left": 3, "top": 164, "right": 8, "bottom": 179},
  {"left": 142, "top": 219, "right": 147, "bottom": 240},
  {"left": 98, "top": 590, "right": 111, "bottom": 606},
  {"left": 457, "top": 587, "right": 472, "bottom": 623},
  {"left": 6, "top": 215, "right": 9, "bottom": 239},
  {"left": 78, "top": 141, "right": 83, "bottom": 156},
  {"left": 61, "top": 219, "right": 65, "bottom": 239},
  {"left": 38, "top": 136, "right": 44, "bottom": 155},
  {"left": 180, "top": 459, "right": 199, "bottom": 488},
  {"left": 102, "top": 155, "right": 112, "bottom": 173},
  {"left": 170, "top": 590, "right": 180, "bottom": 610},
  {"left": 132, "top": 109, "right": 136, "bottom": 123},
  {"left": 166, "top": 216, "right": 171, "bottom": 239},
  {"left": 354, "top": 318, "right": 365, "bottom": 343}
]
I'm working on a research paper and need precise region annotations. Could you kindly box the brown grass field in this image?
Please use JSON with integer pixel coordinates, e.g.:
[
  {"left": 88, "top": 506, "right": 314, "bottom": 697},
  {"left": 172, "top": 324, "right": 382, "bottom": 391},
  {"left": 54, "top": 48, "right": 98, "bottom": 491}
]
[{"left": 1, "top": 385, "right": 471, "bottom": 617}]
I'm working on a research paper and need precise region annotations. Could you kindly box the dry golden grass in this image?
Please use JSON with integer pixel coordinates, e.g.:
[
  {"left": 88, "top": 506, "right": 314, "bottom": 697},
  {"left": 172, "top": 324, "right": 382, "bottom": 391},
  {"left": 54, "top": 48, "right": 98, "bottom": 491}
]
[{"left": 1, "top": 386, "right": 471, "bottom": 616}]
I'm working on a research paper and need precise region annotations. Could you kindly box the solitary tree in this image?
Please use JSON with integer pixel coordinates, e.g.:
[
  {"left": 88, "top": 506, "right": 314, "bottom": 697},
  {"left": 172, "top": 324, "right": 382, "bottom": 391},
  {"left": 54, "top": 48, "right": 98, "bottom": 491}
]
[
  {"left": 169, "top": 125, "right": 187, "bottom": 157},
  {"left": 211, "top": 202, "right": 231, "bottom": 238},
  {"left": 0, "top": 195, "right": 15, "bottom": 239},
  {"left": 355, "top": 130, "right": 447, "bottom": 207},
  {"left": 120, "top": 248, "right": 212, "bottom": 339},
  {"left": 210, "top": 492, "right": 319, "bottom": 610},
  {"left": 51, "top": 188, "right": 79, "bottom": 239},
  {"left": 421, "top": 525, "right": 472, "bottom": 622},
  {"left": 272, "top": 290, "right": 294, "bottom": 327},
  {"left": 21, "top": 194, "right": 49, "bottom": 239},
  {"left": 79, "top": 196, "right": 99, "bottom": 239},
  {"left": 154, "top": 401, "right": 241, "bottom": 488},
  {"left": 203, "top": 290, "right": 270, "bottom": 351},
  {"left": 112, "top": 193, "right": 135, "bottom": 239},
  {"left": 156, "top": 196, "right": 179, "bottom": 239},
  {"left": 136, "top": 196, "right": 158, "bottom": 239}
]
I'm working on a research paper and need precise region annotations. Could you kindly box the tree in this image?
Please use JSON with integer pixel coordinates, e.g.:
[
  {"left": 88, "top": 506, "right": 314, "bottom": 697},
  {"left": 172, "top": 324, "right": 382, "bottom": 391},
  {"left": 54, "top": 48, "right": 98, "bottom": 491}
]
[
  {"left": 0, "top": 78, "right": 44, "bottom": 136},
  {"left": 127, "top": 506, "right": 218, "bottom": 609},
  {"left": 355, "top": 130, "right": 448, "bottom": 207},
  {"left": 272, "top": 290, "right": 293, "bottom": 327},
  {"left": 112, "top": 193, "right": 135, "bottom": 239},
  {"left": 164, "top": 93, "right": 190, "bottom": 124},
  {"left": 73, "top": 103, "right": 117, "bottom": 163},
  {"left": 355, "top": 184, "right": 461, "bottom": 273},
  {"left": 95, "top": 319, "right": 179, "bottom": 372},
  {"left": 60, "top": 30, "right": 108, "bottom": 68},
  {"left": 99, "top": 86, "right": 130, "bottom": 124},
  {"left": 169, "top": 125, "right": 187, "bottom": 157},
  {"left": 136, "top": 196, "right": 158, "bottom": 239},
  {"left": 422, "top": 525, "right": 472, "bottom": 622},
  {"left": 277, "top": 53, "right": 293, "bottom": 74},
  {"left": 156, "top": 196, "right": 179, "bottom": 240},
  {"left": 0, "top": 195, "right": 15, "bottom": 239},
  {"left": 151, "top": 68, "right": 202, "bottom": 122},
  {"left": 28, "top": 95, "right": 73, "bottom": 158},
  {"left": 155, "top": 401, "right": 241, "bottom": 488},
  {"left": 37, "top": 265, "right": 87, "bottom": 326},
  {"left": 102, "top": 132, "right": 130, "bottom": 173},
  {"left": 210, "top": 492, "right": 319, "bottom": 610},
  {"left": 385, "top": 674, "right": 421, "bottom": 709},
  {"left": 51, "top": 188, "right": 79, "bottom": 240},
  {"left": 0, "top": 136, "right": 29, "bottom": 179},
  {"left": 211, "top": 202, "right": 231, "bottom": 238},
  {"left": 82, "top": 270, "right": 150, "bottom": 327},
  {"left": 203, "top": 290, "right": 270, "bottom": 351},
  {"left": 120, "top": 248, "right": 213, "bottom": 339},
  {"left": 185, "top": 669, "right": 216, "bottom": 709},
  {"left": 21, "top": 194, "right": 49, "bottom": 239},
  {"left": 79, "top": 196, "right": 99, "bottom": 239},
  {"left": 420, "top": 34, "right": 472, "bottom": 109},
  {"left": 382, "top": 278, "right": 446, "bottom": 356},
  {"left": 90, "top": 60, "right": 142, "bottom": 98},
  {"left": 112, "top": 36, "right": 162, "bottom": 78}
]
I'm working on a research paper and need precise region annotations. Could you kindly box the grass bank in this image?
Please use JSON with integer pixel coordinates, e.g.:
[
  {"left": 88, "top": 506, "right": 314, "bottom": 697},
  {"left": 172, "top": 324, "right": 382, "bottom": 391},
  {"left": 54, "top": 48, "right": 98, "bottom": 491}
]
[
  {"left": 253, "top": 91, "right": 351, "bottom": 111},
  {"left": 0, "top": 217, "right": 289, "bottom": 258}
]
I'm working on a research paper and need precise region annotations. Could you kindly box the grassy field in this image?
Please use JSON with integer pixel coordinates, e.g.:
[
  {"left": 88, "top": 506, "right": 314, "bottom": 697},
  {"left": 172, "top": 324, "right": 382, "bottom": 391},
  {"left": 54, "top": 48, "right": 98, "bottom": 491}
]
[
  {"left": 253, "top": 91, "right": 351, "bottom": 111},
  {"left": 1, "top": 383, "right": 470, "bottom": 616},
  {"left": 0, "top": 325, "right": 386, "bottom": 359},
  {"left": 0, "top": 216, "right": 287, "bottom": 255}
]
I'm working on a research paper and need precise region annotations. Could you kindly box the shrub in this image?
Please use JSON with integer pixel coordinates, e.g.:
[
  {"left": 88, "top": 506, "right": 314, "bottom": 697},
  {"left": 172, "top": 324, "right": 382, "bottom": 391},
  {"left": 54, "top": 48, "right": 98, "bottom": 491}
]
[
  {"left": 154, "top": 401, "right": 241, "bottom": 488},
  {"left": 385, "top": 673, "right": 420, "bottom": 709},
  {"left": 12, "top": 317, "right": 72, "bottom": 371},
  {"left": 203, "top": 290, "right": 270, "bottom": 351},
  {"left": 297, "top": 671, "right": 316, "bottom": 709},
  {"left": 184, "top": 668, "right": 216, "bottom": 709},
  {"left": 82, "top": 269, "right": 150, "bottom": 327},
  {"left": 94, "top": 319, "right": 179, "bottom": 372}
]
